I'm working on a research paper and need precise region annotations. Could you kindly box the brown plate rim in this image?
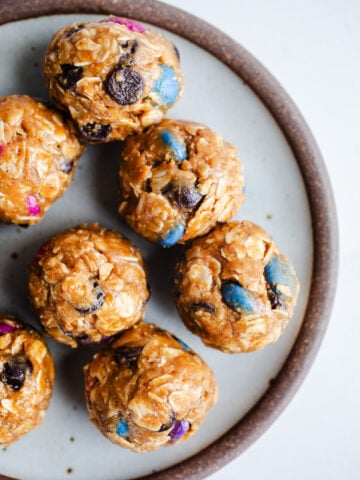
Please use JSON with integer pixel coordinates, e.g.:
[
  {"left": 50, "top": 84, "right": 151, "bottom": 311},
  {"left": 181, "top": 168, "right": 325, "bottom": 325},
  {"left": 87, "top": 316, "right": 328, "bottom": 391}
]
[{"left": 0, "top": 1, "right": 338, "bottom": 479}]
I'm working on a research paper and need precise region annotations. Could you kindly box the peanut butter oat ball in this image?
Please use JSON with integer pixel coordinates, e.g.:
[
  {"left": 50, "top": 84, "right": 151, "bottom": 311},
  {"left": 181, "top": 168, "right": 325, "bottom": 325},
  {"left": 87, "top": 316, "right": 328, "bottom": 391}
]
[
  {"left": 174, "top": 221, "right": 299, "bottom": 353},
  {"left": 28, "top": 224, "right": 150, "bottom": 348},
  {"left": 0, "top": 316, "right": 55, "bottom": 446},
  {"left": 0, "top": 95, "right": 84, "bottom": 225},
  {"left": 44, "top": 17, "right": 184, "bottom": 143},
  {"left": 84, "top": 322, "right": 217, "bottom": 452},
  {"left": 119, "top": 119, "right": 245, "bottom": 246}
]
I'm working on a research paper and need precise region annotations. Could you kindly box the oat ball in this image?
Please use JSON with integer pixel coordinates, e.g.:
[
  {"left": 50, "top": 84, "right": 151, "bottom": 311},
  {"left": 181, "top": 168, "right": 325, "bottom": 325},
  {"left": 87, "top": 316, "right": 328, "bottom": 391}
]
[
  {"left": 44, "top": 17, "right": 184, "bottom": 143},
  {"left": 28, "top": 224, "right": 150, "bottom": 348},
  {"left": 84, "top": 322, "right": 217, "bottom": 452},
  {"left": 119, "top": 119, "right": 245, "bottom": 246},
  {"left": 0, "top": 316, "right": 55, "bottom": 446},
  {"left": 174, "top": 221, "right": 299, "bottom": 353},
  {"left": 0, "top": 95, "right": 84, "bottom": 225}
]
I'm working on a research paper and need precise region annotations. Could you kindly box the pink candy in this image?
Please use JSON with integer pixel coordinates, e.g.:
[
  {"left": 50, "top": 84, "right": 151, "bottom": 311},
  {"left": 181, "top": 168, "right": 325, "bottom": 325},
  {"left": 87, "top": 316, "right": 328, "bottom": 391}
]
[
  {"left": 0, "top": 145, "right": 4, "bottom": 155},
  {"left": 26, "top": 195, "right": 41, "bottom": 216},
  {"left": 104, "top": 16, "right": 145, "bottom": 33}
]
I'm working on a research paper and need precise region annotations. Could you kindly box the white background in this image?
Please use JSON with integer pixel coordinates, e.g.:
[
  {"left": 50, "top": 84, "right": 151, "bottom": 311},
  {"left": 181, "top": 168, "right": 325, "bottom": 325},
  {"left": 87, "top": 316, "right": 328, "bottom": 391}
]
[{"left": 164, "top": 1, "right": 360, "bottom": 479}]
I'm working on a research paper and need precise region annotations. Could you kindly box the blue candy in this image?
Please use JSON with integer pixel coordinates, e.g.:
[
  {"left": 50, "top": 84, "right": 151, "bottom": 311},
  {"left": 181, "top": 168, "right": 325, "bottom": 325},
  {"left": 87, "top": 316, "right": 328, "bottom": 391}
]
[
  {"left": 172, "top": 334, "right": 191, "bottom": 352},
  {"left": 116, "top": 418, "right": 129, "bottom": 437},
  {"left": 264, "top": 255, "right": 297, "bottom": 300},
  {"left": 153, "top": 65, "right": 180, "bottom": 106},
  {"left": 160, "top": 130, "right": 187, "bottom": 161},
  {"left": 158, "top": 223, "right": 185, "bottom": 247},
  {"left": 221, "top": 281, "right": 257, "bottom": 313}
]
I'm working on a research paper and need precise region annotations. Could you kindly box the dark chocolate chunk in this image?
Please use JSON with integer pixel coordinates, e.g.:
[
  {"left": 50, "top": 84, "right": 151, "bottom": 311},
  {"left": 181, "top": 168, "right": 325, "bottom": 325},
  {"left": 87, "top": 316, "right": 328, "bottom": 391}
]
[
  {"left": 57, "top": 64, "right": 83, "bottom": 90},
  {"left": 79, "top": 122, "right": 111, "bottom": 143},
  {"left": 158, "top": 411, "right": 176, "bottom": 432},
  {"left": 74, "top": 281, "right": 105, "bottom": 314},
  {"left": 173, "top": 187, "right": 203, "bottom": 210},
  {"left": 60, "top": 161, "right": 74, "bottom": 173},
  {"left": 268, "top": 291, "right": 285, "bottom": 310},
  {"left": 190, "top": 301, "right": 216, "bottom": 314},
  {"left": 105, "top": 66, "right": 143, "bottom": 105},
  {"left": 114, "top": 346, "right": 143, "bottom": 369},
  {"left": 1, "top": 359, "right": 32, "bottom": 391}
]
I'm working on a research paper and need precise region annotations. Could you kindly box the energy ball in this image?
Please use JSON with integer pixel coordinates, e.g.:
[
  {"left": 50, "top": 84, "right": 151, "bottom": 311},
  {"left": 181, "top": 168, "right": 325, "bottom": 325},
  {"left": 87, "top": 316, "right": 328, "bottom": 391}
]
[
  {"left": 0, "top": 316, "right": 55, "bottom": 446},
  {"left": 28, "top": 224, "right": 149, "bottom": 348},
  {"left": 84, "top": 322, "right": 217, "bottom": 452},
  {"left": 119, "top": 119, "right": 245, "bottom": 246},
  {"left": 0, "top": 95, "right": 84, "bottom": 225},
  {"left": 174, "top": 221, "right": 299, "bottom": 353},
  {"left": 44, "top": 17, "right": 184, "bottom": 143}
]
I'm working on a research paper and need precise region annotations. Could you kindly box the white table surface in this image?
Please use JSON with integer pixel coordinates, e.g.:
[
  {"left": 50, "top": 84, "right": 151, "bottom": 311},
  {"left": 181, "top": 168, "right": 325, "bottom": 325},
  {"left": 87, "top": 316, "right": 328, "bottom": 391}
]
[{"left": 163, "top": 1, "right": 359, "bottom": 479}]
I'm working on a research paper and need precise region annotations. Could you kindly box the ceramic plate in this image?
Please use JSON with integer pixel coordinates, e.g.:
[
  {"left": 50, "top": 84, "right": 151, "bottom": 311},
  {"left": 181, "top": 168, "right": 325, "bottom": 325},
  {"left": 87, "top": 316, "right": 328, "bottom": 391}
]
[{"left": 0, "top": 2, "right": 337, "bottom": 480}]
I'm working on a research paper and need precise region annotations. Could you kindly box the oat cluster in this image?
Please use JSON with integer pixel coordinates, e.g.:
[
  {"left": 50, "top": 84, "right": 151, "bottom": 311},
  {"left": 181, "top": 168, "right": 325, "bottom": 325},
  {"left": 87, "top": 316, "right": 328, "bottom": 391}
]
[
  {"left": 174, "top": 221, "right": 299, "bottom": 353},
  {"left": 0, "top": 316, "right": 55, "bottom": 446},
  {"left": 119, "top": 119, "right": 245, "bottom": 246},
  {"left": 29, "top": 224, "right": 149, "bottom": 348},
  {"left": 0, "top": 95, "right": 83, "bottom": 224},
  {"left": 84, "top": 323, "right": 217, "bottom": 452},
  {"left": 44, "top": 18, "right": 184, "bottom": 143}
]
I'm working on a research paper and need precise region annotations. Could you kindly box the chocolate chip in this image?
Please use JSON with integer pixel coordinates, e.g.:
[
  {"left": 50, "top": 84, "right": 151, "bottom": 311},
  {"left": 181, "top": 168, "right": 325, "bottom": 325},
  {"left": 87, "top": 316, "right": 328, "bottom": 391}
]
[
  {"left": 57, "top": 64, "right": 83, "bottom": 90},
  {"left": 76, "top": 334, "right": 92, "bottom": 345},
  {"left": 268, "top": 291, "right": 284, "bottom": 310},
  {"left": 114, "top": 346, "right": 143, "bottom": 369},
  {"left": 105, "top": 66, "right": 143, "bottom": 105},
  {"left": 190, "top": 301, "right": 215, "bottom": 314},
  {"left": 73, "top": 281, "right": 105, "bottom": 314},
  {"left": 79, "top": 122, "right": 111, "bottom": 143},
  {"left": 60, "top": 161, "right": 74, "bottom": 173},
  {"left": 173, "top": 271, "right": 183, "bottom": 297},
  {"left": 119, "top": 40, "right": 138, "bottom": 65},
  {"left": 173, "top": 187, "right": 203, "bottom": 210},
  {"left": 121, "top": 39, "right": 138, "bottom": 54},
  {"left": 64, "top": 25, "right": 83, "bottom": 38},
  {"left": 1, "top": 359, "right": 32, "bottom": 391},
  {"left": 173, "top": 43, "right": 180, "bottom": 60},
  {"left": 158, "top": 411, "right": 176, "bottom": 432},
  {"left": 145, "top": 178, "right": 152, "bottom": 192}
]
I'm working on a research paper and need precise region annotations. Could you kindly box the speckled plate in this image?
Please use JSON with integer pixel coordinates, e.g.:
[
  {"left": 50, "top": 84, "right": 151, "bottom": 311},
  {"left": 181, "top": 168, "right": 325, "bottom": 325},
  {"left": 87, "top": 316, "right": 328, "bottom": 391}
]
[{"left": 0, "top": 1, "right": 338, "bottom": 480}]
